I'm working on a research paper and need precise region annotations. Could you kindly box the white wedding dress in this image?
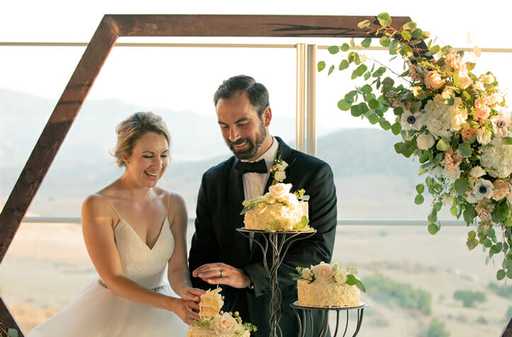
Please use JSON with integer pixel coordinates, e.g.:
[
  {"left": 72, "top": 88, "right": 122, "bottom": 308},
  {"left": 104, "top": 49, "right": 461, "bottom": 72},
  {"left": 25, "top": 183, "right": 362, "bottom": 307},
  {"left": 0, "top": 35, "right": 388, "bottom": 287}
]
[{"left": 28, "top": 215, "right": 188, "bottom": 337}]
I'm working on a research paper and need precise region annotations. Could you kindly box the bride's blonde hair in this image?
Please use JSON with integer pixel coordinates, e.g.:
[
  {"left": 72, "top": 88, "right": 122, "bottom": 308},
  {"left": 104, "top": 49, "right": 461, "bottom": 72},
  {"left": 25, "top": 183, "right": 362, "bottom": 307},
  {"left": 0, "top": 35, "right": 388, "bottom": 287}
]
[{"left": 113, "top": 112, "right": 170, "bottom": 167}]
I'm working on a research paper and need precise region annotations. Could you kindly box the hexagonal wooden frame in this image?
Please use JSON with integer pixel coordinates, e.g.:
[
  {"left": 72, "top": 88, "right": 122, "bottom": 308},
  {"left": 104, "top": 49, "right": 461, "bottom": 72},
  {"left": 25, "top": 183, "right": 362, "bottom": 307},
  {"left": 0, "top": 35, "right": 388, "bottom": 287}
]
[{"left": 0, "top": 14, "right": 414, "bottom": 335}]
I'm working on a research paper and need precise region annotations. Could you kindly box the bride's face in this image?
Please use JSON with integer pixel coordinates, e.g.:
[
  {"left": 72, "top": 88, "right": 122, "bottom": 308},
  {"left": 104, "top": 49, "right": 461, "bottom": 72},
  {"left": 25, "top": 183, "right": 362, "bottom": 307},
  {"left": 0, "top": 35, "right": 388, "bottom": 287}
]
[{"left": 124, "top": 132, "right": 169, "bottom": 188}]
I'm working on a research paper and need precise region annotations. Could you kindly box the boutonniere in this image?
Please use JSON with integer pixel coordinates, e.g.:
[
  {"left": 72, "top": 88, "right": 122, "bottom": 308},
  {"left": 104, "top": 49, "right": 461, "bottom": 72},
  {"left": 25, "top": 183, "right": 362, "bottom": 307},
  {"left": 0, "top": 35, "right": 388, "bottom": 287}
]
[{"left": 270, "top": 156, "right": 288, "bottom": 184}]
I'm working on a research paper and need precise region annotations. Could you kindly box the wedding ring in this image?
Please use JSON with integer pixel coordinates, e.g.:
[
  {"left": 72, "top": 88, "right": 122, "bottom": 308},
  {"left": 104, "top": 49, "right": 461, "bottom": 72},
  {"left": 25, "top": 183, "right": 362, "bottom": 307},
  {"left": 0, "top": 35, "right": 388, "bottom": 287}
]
[{"left": 219, "top": 269, "right": 224, "bottom": 278}]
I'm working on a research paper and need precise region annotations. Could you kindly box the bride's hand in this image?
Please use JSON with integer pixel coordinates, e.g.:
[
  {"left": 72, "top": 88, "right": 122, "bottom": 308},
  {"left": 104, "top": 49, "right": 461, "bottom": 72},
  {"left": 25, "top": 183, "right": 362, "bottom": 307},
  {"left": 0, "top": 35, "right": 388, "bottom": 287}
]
[
  {"left": 172, "top": 298, "right": 200, "bottom": 325},
  {"left": 181, "top": 287, "right": 205, "bottom": 303}
]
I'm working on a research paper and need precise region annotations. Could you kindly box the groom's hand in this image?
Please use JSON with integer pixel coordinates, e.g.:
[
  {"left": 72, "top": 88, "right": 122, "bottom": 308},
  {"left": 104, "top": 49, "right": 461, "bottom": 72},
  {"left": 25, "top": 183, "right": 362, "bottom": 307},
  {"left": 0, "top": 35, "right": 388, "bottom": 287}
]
[{"left": 192, "top": 263, "right": 251, "bottom": 289}]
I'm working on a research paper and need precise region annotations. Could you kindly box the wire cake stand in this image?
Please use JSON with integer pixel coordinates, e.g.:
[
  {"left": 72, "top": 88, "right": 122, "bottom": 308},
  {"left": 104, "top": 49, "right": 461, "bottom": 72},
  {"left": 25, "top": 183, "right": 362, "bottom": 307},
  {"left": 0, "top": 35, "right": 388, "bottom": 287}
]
[
  {"left": 290, "top": 302, "right": 366, "bottom": 337},
  {"left": 236, "top": 228, "right": 317, "bottom": 337}
]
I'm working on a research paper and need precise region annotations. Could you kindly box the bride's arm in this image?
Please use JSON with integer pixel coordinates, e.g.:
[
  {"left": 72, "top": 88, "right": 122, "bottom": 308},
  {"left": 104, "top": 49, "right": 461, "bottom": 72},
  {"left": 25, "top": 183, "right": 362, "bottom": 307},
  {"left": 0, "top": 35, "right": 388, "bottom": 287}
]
[
  {"left": 167, "top": 193, "right": 204, "bottom": 302},
  {"left": 82, "top": 194, "right": 198, "bottom": 324}
]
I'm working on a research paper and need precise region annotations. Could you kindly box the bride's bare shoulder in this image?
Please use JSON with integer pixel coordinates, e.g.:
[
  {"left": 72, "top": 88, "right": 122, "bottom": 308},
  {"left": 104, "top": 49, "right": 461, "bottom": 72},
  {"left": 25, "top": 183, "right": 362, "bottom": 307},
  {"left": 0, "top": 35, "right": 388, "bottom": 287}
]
[
  {"left": 155, "top": 188, "right": 186, "bottom": 215},
  {"left": 82, "top": 191, "right": 117, "bottom": 225}
]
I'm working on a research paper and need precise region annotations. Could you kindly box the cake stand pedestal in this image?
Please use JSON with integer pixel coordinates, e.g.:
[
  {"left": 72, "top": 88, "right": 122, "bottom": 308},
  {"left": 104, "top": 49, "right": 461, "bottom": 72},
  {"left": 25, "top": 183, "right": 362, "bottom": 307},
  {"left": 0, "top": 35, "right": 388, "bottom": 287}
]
[
  {"left": 236, "top": 228, "right": 316, "bottom": 337},
  {"left": 291, "top": 302, "right": 366, "bottom": 337}
]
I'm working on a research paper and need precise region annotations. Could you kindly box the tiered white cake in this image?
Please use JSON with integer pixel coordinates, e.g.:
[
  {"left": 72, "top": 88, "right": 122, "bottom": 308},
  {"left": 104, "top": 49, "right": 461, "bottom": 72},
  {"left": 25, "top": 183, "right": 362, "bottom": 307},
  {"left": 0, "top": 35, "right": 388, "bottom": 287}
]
[{"left": 242, "top": 183, "right": 310, "bottom": 231}]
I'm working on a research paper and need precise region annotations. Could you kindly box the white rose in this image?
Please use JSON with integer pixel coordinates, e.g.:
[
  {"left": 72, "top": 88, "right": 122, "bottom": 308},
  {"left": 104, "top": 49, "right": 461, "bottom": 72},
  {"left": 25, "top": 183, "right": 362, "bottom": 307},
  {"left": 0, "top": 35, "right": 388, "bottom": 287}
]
[
  {"left": 476, "top": 128, "right": 492, "bottom": 145},
  {"left": 469, "top": 166, "right": 486, "bottom": 178},
  {"left": 269, "top": 183, "right": 291, "bottom": 197},
  {"left": 274, "top": 170, "right": 286, "bottom": 182},
  {"left": 416, "top": 133, "right": 435, "bottom": 150}
]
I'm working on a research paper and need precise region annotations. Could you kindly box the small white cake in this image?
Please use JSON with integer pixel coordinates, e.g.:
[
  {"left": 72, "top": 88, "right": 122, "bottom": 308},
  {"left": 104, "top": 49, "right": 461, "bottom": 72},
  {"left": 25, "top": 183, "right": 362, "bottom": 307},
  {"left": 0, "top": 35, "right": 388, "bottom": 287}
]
[
  {"left": 297, "top": 262, "right": 363, "bottom": 308},
  {"left": 187, "top": 289, "right": 255, "bottom": 337}
]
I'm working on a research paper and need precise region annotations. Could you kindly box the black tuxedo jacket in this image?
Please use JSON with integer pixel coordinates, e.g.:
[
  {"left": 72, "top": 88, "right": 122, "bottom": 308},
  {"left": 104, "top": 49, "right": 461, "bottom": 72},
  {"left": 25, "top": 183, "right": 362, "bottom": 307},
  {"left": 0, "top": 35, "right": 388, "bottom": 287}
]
[{"left": 189, "top": 137, "right": 337, "bottom": 337}]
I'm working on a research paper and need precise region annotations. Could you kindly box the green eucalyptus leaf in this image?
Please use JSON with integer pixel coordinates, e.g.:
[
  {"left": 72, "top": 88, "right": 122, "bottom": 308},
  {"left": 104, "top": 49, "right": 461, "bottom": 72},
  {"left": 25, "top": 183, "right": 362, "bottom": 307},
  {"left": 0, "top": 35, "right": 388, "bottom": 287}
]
[
  {"left": 379, "top": 36, "right": 391, "bottom": 47},
  {"left": 416, "top": 184, "right": 425, "bottom": 194},
  {"left": 351, "top": 64, "right": 368, "bottom": 79},
  {"left": 340, "top": 43, "right": 350, "bottom": 52},
  {"left": 368, "top": 99, "right": 380, "bottom": 109},
  {"left": 372, "top": 66, "right": 387, "bottom": 77},
  {"left": 497, "top": 269, "right": 506, "bottom": 280},
  {"left": 454, "top": 178, "right": 469, "bottom": 196},
  {"left": 346, "top": 274, "right": 366, "bottom": 292},
  {"left": 377, "top": 12, "right": 392, "bottom": 27},
  {"left": 403, "top": 21, "right": 417, "bottom": 31},
  {"left": 401, "top": 30, "right": 412, "bottom": 41},
  {"left": 458, "top": 143, "right": 473, "bottom": 157},
  {"left": 339, "top": 59, "right": 349, "bottom": 71},
  {"left": 379, "top": 118, "right": 391, "bottom": 130},
  {"left": 415, "top": 194, "right": 425, "bottom": 205},
  {"left": 466, "top": 237, "right": 479, "bottom": 250},
  {"left": 328, "top": 46, "right": 340, "bottom": 54},
  {"left": 351, "top": 104, "right": 363, "bottom": 117},
  {"left": 391, "top": 122, "right": 401, "bottom": 135},
  {"left": 318, "top": 61, "right": 326, "bottom": 72},
  {"left": 361, "top": 37, "right": 372, "bottom": 48},
  {"left": 328, "top": 65, "right": 335, "bottom": 75},
  {"left": 463, "top": 205, "right": 477, "bottom": 225},
  {"left": 428, "top": 222, "right": 440, "bottom": 235},
  {"left": 337, "top": 99, "right": 352, "bottom": 111}
]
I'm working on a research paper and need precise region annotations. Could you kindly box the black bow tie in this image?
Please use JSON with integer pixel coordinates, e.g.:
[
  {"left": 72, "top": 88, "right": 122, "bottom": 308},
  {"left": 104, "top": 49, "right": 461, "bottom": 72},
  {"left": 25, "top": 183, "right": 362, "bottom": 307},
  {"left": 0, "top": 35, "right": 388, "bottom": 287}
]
[{"left": 235, "top": 159, "right": 268, "bottom": 174}]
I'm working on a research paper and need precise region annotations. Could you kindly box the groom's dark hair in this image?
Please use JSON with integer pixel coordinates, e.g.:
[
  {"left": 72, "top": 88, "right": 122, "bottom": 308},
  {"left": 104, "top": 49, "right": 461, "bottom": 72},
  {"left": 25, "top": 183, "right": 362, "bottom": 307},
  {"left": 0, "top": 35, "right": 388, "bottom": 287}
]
[{"left": 214, "top": 75, "right": 270, "bottom": 117}]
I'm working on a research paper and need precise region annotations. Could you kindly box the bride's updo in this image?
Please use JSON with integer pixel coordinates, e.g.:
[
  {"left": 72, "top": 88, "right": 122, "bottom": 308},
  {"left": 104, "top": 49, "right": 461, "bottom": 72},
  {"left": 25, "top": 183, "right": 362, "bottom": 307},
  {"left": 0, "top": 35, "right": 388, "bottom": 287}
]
[{"left": 114, "top": 112, "right": 170, "bottom": 167}]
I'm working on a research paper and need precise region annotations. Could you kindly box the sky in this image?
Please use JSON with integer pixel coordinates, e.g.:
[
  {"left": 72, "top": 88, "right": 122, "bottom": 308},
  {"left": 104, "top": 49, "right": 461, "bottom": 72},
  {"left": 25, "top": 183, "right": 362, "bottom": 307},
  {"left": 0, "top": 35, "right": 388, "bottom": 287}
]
[{"left": 1, "top": 0, "right": 511, "bottom": 134}]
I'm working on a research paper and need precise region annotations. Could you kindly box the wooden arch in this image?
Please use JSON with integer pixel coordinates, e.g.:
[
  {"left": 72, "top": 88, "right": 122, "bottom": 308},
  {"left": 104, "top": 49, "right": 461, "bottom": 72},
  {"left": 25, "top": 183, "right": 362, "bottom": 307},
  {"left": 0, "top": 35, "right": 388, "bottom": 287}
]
[{"left": 0, "top": 14, "right": 413, "bottom": 335}]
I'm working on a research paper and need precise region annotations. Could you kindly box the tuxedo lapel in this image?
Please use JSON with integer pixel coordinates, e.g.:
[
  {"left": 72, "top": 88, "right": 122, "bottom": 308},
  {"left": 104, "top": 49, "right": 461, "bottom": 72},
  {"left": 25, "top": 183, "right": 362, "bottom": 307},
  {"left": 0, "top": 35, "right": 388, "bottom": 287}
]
[{"left": 227, "top": 159, "right": 245, "bottom": 230}]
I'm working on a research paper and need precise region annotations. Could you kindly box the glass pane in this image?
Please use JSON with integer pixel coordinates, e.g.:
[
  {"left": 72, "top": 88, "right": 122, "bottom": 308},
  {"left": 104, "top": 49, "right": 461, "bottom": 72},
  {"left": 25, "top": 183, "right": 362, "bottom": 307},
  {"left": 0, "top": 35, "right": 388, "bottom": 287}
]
[
  {"left": 333, "top": 225, "right": 507, "bottom": 337},
  {"left": 0, "top": 46, "right": 85, "bottom": 213},
  {"left": 0, "top": 45, "right": 296, "bottom": 217}
]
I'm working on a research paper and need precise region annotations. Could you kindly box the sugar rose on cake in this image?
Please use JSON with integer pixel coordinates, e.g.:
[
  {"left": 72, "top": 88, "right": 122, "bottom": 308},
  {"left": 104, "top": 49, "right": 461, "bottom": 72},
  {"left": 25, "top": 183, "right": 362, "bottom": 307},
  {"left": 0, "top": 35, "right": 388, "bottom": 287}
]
[
  {"left": 296, "top": 262, "right": 365, "bottom": 308},
  {"left": 241, "top": 183, "right": 312, "bottom": 231}
]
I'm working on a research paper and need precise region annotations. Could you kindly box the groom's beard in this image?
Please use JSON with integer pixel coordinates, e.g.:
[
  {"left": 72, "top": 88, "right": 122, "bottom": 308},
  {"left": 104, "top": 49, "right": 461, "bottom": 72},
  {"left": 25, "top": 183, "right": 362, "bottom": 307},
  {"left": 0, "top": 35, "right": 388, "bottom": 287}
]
[{"left": 227, "top": 123, "right": 267, "bottom": 160}]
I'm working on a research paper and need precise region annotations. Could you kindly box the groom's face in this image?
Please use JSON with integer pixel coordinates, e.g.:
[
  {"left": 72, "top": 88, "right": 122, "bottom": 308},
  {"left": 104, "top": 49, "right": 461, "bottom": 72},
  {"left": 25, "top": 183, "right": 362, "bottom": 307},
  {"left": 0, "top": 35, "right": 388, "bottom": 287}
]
[{"left": 216, "top": 91, "right": 270, "bottom": 160}]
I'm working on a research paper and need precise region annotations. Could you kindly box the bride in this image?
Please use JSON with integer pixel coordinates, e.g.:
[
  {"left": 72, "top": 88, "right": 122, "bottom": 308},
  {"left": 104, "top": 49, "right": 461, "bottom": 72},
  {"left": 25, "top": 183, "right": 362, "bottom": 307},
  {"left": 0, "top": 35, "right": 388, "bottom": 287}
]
[{"left": 29, "top": 112, "right": 204, "bottom": 337}]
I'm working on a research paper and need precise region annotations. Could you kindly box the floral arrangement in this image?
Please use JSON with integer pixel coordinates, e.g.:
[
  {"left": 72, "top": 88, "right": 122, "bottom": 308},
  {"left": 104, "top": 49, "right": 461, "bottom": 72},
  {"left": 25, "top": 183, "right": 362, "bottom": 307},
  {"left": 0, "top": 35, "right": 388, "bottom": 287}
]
[
  {"left": 319, "top": 12, "right": 512, "bottom": 280},
  {"left": 296, "top": 262, "right": 366, "bottom": 292},
  {"left": 241, "top": 183, "right": 311, "bottom": 231}
]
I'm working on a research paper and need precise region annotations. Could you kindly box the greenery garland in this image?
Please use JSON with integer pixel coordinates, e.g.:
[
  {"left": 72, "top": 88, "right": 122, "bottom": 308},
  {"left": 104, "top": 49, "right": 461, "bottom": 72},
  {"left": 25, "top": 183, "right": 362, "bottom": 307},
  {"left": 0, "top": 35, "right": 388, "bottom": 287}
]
[{"left": 319, "top": 13, "right": 512, "bottom": 280}]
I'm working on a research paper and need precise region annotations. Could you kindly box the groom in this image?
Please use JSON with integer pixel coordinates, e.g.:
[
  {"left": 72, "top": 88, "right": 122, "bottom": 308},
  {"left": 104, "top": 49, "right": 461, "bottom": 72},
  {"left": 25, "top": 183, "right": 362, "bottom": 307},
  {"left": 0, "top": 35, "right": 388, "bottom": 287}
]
[{"left": 189, "top": 75, "right": 337, "bottom": 337}]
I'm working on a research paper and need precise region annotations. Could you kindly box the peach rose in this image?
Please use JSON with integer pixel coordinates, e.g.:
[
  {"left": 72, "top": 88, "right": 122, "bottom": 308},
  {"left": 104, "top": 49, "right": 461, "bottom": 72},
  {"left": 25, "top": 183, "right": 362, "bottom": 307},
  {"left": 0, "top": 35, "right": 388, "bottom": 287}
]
[
  {"left": 474, "top": 97, "right": 491, "bottom": 122},
  {"left": 445, "top": 50, "right": 463, "bottom": 70},
  {"left": 461, "top": 125, "right": 478, "bottom": 142},
  {"left": 492, "top": 180, "right": 511, "bottom": 201},
  {"left": 443, "top": 149, "right": 463, "bottom": 179},
  {"left": 455, "top": 67, "right": 473, "bottom": 90},
  {"left": 425, "top": 71, "right": 445, "bottom": 90}
]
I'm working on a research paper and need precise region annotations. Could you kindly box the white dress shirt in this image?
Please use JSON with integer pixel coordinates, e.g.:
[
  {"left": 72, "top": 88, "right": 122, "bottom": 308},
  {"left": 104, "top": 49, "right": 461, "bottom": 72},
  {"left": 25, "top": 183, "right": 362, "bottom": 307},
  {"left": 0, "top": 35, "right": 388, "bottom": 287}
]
[{"left": 241, "top": 137, "right": 278, "bottom": 200}]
